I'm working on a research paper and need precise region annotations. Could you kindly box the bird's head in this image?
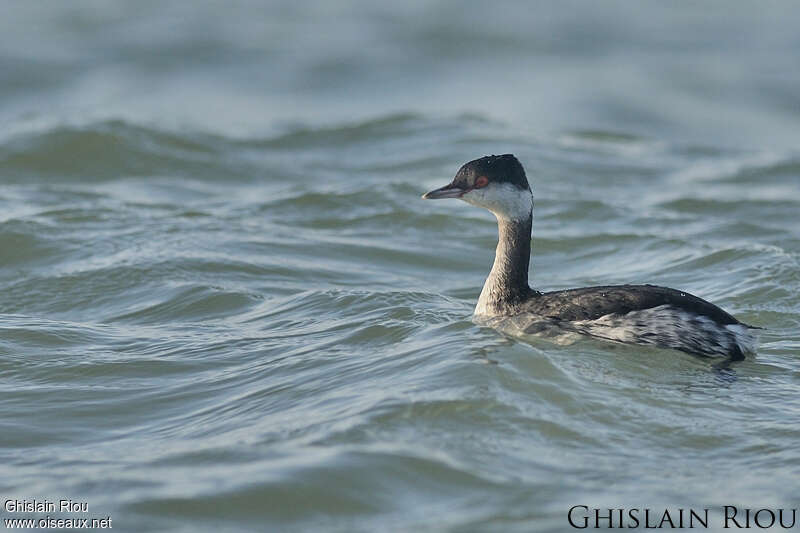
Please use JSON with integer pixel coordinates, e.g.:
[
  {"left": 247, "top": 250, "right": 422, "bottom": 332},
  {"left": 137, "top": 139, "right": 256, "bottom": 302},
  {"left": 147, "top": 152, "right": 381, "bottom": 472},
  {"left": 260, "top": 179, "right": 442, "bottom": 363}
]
[{"left": 422, "top": 154, "right": 532, "bottom": 221}]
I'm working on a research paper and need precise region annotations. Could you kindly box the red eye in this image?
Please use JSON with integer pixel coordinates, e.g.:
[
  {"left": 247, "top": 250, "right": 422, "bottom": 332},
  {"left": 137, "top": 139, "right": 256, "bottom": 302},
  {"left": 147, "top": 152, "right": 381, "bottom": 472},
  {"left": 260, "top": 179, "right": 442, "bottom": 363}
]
[{"left": 475, "top": 176, "right": 489, "bottom": 188}]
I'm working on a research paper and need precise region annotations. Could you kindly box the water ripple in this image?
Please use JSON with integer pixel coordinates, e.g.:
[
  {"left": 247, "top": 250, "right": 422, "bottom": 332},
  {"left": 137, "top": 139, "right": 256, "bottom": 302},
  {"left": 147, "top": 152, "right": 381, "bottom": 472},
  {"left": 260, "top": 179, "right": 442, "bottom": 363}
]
[{"left": 1, "top": 112, "right": 798, "bottom": 533}]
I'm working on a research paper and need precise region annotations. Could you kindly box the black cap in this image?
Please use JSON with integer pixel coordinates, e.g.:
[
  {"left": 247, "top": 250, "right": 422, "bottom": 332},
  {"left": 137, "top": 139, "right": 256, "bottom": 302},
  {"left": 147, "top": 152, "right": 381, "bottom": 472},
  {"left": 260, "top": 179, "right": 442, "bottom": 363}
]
[{"left": 453, "top": 154, "right": 529, "bottom": 191}]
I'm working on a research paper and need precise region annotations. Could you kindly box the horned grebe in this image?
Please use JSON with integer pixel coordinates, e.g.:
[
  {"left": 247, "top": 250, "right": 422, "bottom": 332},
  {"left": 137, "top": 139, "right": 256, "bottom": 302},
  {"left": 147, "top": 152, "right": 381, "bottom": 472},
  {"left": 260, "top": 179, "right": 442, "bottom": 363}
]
[{"left": 422, "top": 154, "right": 759, "bottom": 360}]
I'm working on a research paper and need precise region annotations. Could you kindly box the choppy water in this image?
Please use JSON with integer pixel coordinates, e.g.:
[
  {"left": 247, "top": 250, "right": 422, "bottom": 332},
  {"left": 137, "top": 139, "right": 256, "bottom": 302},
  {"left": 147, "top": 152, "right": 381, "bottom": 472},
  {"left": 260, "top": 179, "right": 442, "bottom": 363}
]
[{"left": 2, "top": 2, "right": 799, "bottom": 532}]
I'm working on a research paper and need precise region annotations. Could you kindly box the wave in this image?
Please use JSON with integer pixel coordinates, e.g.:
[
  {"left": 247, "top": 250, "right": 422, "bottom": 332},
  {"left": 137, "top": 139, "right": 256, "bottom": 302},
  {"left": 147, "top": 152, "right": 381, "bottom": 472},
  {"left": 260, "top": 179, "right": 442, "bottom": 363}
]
[
  {"left": 0, "top": 119, "right": 227, "bottom": 180},
  {"left": 0, "top": 113, "right": 499, "bottom": 182}
]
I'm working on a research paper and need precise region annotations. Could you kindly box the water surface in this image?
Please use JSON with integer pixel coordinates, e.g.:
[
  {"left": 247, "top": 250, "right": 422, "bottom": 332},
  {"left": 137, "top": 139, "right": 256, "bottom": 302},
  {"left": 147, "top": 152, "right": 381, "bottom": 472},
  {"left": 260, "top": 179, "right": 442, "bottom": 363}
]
[{"left": 1, "top": 2, "right": 799, "bottom": 532}]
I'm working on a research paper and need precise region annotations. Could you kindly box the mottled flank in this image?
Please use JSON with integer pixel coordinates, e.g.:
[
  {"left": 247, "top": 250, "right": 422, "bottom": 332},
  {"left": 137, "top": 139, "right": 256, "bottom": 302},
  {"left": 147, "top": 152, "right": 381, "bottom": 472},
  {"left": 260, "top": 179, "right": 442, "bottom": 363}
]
[
  {"left": 514, "top": 285, "right": 760, "bottom": 359},
  {"left": 569, "top": 305, "right": 759, "bottom": 359}
]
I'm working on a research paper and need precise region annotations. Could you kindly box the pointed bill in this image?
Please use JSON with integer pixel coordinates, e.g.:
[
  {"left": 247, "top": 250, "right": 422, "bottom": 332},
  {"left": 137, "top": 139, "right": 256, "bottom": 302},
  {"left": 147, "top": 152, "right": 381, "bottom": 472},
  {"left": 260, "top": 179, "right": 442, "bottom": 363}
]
[{"left": 422, "top": 183, "right": 465, "bottom": 199}]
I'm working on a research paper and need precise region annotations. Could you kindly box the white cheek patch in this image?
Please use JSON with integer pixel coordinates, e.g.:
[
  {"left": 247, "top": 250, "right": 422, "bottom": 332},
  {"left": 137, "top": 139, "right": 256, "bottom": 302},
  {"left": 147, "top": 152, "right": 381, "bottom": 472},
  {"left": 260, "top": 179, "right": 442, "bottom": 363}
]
[{"left": 462, "top": 183, "right": 532, "bottom": 221}]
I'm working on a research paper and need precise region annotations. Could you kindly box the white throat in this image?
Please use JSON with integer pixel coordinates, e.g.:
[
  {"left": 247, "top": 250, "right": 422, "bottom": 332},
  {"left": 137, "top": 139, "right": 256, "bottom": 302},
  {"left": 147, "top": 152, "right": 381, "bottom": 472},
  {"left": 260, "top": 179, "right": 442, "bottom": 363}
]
[{"left": 462, "top": 183, "right": 532, "bottom": 222}]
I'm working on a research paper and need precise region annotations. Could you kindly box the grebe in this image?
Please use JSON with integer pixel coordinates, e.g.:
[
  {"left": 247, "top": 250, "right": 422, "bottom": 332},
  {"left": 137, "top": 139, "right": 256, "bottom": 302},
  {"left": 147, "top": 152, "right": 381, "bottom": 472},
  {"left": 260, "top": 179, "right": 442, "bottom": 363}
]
[{"left": 422, "top": 154, "right": 759, "bottom": 360}]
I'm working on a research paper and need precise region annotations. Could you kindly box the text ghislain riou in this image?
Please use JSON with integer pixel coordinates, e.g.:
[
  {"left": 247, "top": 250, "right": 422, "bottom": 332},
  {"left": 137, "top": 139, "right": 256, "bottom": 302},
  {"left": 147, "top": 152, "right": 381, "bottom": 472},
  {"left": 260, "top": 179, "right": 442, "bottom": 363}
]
[
  {"left": 568, "top": 506, "right": 798, "bottom": 529},
  {"left": 5, "top": 499, "right": 88, "bottom": 513}
]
